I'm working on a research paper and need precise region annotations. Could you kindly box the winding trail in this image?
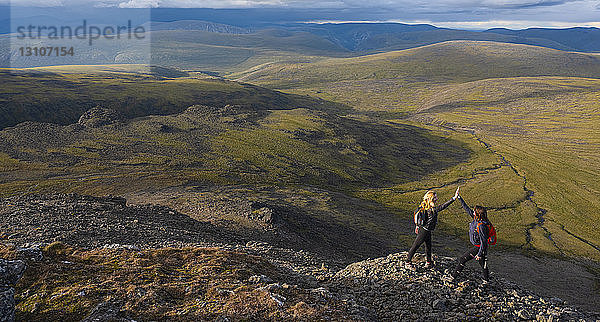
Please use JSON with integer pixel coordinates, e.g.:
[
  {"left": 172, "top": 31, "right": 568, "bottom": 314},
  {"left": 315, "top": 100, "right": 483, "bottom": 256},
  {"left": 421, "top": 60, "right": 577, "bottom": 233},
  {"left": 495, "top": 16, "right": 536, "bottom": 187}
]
[
  {"left": 460, "top": 128, "right": 563, "bottom": 254},
  {"left": 403, "top": 118, "right": 564, "bottom": 254},
  {"left": 561, "top": 225, "right": 600, "bottom": 253},
  {"left": 465, "top": 129, "right": 600, "bottom": 255}
]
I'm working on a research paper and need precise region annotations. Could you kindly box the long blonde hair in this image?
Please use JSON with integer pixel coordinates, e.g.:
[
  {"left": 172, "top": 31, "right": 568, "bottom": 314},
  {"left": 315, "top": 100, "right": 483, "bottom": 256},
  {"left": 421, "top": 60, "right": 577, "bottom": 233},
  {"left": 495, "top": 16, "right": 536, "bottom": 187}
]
[{"left": 420, "top": 190, "right": 437, "bottom": 210}]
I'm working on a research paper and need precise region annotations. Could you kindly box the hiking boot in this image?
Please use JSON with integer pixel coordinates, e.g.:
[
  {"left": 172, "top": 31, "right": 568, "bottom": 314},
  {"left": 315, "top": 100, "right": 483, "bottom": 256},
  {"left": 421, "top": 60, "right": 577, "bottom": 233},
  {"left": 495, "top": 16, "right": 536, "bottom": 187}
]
[{"left": 424, "top": 261, "right": 434, "bottom": 269}]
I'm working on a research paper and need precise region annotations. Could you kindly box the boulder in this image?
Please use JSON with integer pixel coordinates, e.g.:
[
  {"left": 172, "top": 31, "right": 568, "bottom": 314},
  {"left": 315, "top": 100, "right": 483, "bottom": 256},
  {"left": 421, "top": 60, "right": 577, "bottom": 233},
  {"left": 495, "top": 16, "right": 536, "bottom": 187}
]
[
  {"left": 0, "top": 259, "right": 26, "bottom": 322},
  {"left": 248, "top": 274, "right": 273, "bottom": 284},
  {"left": 0, "top": 259, "right": 26, "bottom": 287},
  {"left": 16, "top": 247, "right": 43, "bottom": 261},
  {"left": 78, "top": 107, "right": 123, "bottom": 127}
]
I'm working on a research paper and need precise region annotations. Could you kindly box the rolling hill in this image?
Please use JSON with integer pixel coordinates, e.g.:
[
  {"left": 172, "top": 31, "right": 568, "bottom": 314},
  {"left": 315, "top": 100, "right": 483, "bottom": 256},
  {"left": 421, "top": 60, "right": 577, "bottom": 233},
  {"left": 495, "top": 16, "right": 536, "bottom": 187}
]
[
  {"left": 0, "top": 67, "right": 346, "bottom": 130},
  {"left": 484, "top": 27, "right": 600, "bottom": 53},
  {"left": 234, "top": 41, "right": 600, "bottom": 88},
  {"left": 149, "top": 29, "right": 350, "bottom": 72}
]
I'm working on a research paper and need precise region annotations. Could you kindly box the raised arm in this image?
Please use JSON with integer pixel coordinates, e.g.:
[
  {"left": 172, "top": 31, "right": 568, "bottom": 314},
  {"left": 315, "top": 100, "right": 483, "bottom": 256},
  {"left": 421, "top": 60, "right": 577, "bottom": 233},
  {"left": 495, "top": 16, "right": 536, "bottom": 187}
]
[
  {"left": 457, "top": 195, "right": 474, "bottom": 218},
  {"left": 436, "top": 197, "right": 455, "bottom": 212},
  {"left": 435, "top": 186, "right": 460, "bottom": 213}
]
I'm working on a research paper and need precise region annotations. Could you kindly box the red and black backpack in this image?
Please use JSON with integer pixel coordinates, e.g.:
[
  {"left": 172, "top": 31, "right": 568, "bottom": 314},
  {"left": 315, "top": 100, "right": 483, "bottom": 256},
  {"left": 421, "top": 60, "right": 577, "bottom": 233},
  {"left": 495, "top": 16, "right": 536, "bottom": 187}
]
[{"left": 476, "top": 222, "right": 497, "bottom": 245}]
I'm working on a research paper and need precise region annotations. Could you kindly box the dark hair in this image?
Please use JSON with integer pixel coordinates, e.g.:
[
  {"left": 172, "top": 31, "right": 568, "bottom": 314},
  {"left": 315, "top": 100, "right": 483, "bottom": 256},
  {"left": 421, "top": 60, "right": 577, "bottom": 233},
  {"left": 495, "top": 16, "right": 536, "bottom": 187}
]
[{"left": 474, "top": 205, "right": 487, "bottom": 221}]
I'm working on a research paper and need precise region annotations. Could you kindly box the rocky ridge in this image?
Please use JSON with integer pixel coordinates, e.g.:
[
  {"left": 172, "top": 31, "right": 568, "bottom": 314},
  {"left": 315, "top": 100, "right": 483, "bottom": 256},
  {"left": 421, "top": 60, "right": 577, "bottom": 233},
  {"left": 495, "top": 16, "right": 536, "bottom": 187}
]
[
  {"left": 329, "top": 252, "right": 598, "bottom": 321},
  {"left": 0, "top": 194, "right": 342, "bottom": 283},
  {"left": 0, "top": 194, "right": 598, "bottom": 321},
  {"left": 0, "top": 193, "right": 230, "bottom": 249}
]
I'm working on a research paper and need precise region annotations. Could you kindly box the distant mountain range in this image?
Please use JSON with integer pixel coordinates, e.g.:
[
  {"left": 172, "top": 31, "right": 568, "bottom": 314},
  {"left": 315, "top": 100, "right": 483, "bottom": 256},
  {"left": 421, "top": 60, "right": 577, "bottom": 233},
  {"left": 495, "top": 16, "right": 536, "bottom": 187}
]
[
  {"left": 245, "top": 23, "right": 600, "bottom": 53},
  {"left": 483, "top": 27, "right": 600, "bottom": 52},
  {"left": 1, "top": 6, "right": 600, "bottom": 54},
  {"left": 149, "top": 20, "right": 600, "bottom": 53},
  {"left": 148, "top": 20, "right": 251, "bottom": 34},
  {"left": 2, "top": 6, "right": 600, "bottom": 70}
]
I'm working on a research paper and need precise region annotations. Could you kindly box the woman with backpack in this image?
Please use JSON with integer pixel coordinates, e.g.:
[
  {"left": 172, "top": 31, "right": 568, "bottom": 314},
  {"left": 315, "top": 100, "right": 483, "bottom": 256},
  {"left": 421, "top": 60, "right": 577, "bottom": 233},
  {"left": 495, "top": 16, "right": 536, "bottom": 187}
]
[
  {"left": 448, "top": 188, "right": 495, "bottom": 282},
  {"left": 405, "top": 187, "right": 460, "bottom": 269}
]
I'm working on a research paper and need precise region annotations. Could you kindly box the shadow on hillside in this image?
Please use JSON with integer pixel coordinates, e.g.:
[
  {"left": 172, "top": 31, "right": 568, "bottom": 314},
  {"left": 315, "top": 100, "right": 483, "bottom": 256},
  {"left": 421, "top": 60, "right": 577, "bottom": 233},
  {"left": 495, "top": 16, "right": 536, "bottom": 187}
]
[{"left": 0, "top": 70, "right": 348, "bottom": 130}]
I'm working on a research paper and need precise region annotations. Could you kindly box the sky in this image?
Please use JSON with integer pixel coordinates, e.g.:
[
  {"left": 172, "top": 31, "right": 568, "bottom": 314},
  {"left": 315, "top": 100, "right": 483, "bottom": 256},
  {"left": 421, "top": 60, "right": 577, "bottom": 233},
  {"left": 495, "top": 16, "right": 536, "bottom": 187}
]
[{"left": 4, "top": 0, "right": 600, "bottom": 29}]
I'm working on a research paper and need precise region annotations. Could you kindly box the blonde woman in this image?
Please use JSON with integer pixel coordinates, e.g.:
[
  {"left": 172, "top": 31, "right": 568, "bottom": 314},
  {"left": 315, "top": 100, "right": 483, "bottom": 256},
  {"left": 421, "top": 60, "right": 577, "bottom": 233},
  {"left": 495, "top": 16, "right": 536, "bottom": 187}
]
[{"left": 405, "top": 187, "right": 460, "bottom": 269}]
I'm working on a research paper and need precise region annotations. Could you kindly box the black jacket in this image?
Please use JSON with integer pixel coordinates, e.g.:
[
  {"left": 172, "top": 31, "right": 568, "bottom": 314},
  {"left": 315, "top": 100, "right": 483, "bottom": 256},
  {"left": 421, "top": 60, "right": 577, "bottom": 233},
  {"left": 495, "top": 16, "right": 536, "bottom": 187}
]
[{"left": 416, "top": 197, "right": 455, "bottom": 231}]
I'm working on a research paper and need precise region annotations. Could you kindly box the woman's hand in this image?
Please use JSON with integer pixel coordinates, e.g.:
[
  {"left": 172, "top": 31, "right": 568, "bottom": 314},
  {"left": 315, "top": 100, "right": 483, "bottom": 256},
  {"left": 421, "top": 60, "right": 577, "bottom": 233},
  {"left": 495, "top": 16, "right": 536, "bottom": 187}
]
[
  {"left": 453, "top": 186, "right": 460, "bottom": 200},
  {"left": 415, "top": 226, "right": 419, "bottom": 234}
]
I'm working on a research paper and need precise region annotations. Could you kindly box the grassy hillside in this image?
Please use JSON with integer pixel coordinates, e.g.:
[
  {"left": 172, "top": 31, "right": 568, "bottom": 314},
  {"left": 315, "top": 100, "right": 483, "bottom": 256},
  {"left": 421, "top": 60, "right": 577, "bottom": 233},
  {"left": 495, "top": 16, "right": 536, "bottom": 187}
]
[
  {"left": 356, "top": 77, "right": 600, "bottom": 259},
  {"left": 0, "top": 70, "right": 471, "bottom": 258},
  {"left": 234, "top": 41, "right": 600, "bottom": 89},
  {"left": 0, "top": 68, "right": 345, "bottom": 130},
  {"left": 234, "top": 41, "right": 600, "bottom": 261},
  {"left": 0, "top": 104, "right": 468, "bottom": 194},
  {"left": 150, "top": 29, "right": 352, "bottom": 73},
  {"left": 232, "top": 41, "right": 600, "bottom": 116}
]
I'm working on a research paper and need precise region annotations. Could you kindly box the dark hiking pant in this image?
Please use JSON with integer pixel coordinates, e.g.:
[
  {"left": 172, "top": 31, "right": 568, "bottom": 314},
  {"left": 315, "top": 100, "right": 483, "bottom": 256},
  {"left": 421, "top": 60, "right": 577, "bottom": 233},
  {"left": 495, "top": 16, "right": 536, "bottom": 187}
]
[
  {"left": 453, "top": 246, "right": 489, "bottom": 280},
  {"left": 407, "top": 228, "right": 432, "bottom": 262}
]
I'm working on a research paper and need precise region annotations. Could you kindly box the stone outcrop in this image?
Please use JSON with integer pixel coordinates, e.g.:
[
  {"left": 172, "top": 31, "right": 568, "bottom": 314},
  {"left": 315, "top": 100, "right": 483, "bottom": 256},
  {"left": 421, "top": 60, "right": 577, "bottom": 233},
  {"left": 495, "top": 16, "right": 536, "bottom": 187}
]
[
  {"left": 0, "top": 193, "right": 229, "bottom": 249},
  {"left": 0, "top": 259, "right": 26, "bottom": 322},
  {"left": 77, "top": 107, "right": 123, "bottom": 128}
]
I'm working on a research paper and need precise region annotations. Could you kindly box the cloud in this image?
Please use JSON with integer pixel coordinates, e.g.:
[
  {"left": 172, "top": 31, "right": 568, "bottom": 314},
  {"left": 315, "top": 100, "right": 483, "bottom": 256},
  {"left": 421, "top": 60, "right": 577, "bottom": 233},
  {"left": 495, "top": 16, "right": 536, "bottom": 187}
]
[
  {"left": 5, "top": 0, "right": 594, "bottom": 10},
  {"left": 480, "top": 0, "right": 577, "bottom": 9},
  {"left": 9, "top": 0, "right": 65, "bottom": 6},
  {"left": 118, "top": 0, "right": 158, "bottom": 7},
  {"left": 285, "top": 0, "right": 582, "bottom": 10},
  {"left": 156, "top": 0, "right": 285, "bottom": 8},
  {"left": 5, "top": 0, "right": 599, "bottom": 29},
  {"left": 110, "top": 0, "right": 291, "bottom": 8},
  {"left": 425, "top": 19, "right": 600, "bottom": 29}
]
